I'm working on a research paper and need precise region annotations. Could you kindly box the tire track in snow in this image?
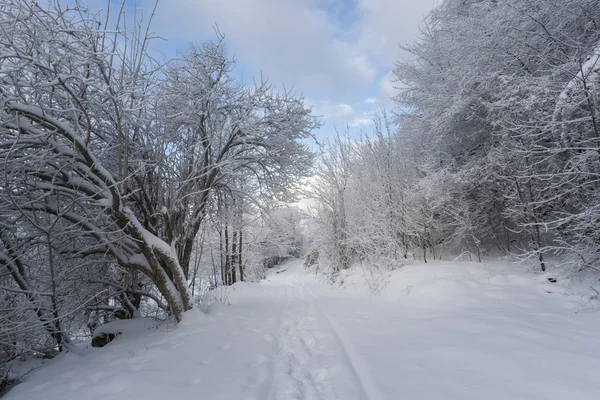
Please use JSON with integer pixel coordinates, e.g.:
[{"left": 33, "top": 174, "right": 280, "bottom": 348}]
[{"left": 297, "top": 278, "right": 386, "bottom": 400}]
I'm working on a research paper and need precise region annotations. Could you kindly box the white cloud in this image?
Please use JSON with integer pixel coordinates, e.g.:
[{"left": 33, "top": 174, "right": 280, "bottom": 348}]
[
  {"left": 147, "top": 0, "right": 377, "bottom": 100},
  {"left": 378, "top": 70, "right": 403, "bottom": 102},
  {"left": 348, "top": 117, "right": 372, "bottom": 128},
  {"left": 138, "top": 0, "right": 436, "bottom": 140},
  {"left": 337, "top": 104, "right": 354, "bottom": 118},
  {"left": 311, "top": 101, "right": 356, "bottom": 120},
  {"left": 356, "top": 0, "right": 436, "bottom": 66}
]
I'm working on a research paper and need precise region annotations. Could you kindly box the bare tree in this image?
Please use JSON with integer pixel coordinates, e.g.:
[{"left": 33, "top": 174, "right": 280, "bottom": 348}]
[{"left": 0, "top": 0, "right": 317, "bottom": 345}]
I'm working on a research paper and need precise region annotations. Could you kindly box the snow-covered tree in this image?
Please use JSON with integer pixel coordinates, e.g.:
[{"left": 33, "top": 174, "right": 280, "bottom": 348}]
[{"left": 0, "top": 0, "right": 317, "bottom": 370}]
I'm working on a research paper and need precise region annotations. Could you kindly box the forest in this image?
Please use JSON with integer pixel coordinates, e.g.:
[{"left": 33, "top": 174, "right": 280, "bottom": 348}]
[
  {"left": 1, "top": 0, "right": 600, "bottom": 393},
  {"left": 309, "top": 0, "right": 600, "bottom": 279}
]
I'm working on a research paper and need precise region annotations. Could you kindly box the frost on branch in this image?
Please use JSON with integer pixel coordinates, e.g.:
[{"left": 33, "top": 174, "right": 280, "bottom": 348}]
[{"left": 0, "top": 0, "right": 317, "bottom": 371}]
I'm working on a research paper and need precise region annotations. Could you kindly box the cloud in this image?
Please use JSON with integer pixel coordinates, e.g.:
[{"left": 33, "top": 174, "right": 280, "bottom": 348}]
[
  {"left": 336, "top": 104, "right": 354, "bottom": 118},
  {"left": 137, "top": 0, "right": 436, "bottom": 140},
  {"left": 310, "top": 99, "right": 376, "bottom": 133},
  {"left": 348, "top": 117, "right": 372, "bottom": 128},
  {"left": 146, "top": 0, "right": 377, "bottom": 101},
  {"left": 379, "top": 70, "right": 398, "bottom": 99},
  {"left": 311, "top": 101, "right": 355, "bottom": 120},
  {"left": 356, "top": 0, "right": 435, "bottom": 66}
]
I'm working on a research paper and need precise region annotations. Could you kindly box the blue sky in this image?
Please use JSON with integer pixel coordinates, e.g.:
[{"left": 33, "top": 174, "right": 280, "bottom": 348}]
[{"left": 107, "top": 0, "right": 437, "bottom": 141}]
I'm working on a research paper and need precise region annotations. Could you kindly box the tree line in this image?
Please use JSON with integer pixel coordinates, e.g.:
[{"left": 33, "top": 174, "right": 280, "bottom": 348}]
[{"left": 309, "top": 0, "right": 600, "bottom": 280}]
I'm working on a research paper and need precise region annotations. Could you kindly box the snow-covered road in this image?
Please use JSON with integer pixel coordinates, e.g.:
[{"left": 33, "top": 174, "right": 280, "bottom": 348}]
[
  {"left": 260, "top": 268, "right": 386, "bottom": 400},
  {"left": 6, "top": 259, "right": 600, "bottom": 400},
  {"left": 260, "top": 260, "right": 600, "bottom": 400}
]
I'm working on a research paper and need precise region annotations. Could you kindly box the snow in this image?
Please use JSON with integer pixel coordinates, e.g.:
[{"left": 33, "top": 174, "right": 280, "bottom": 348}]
[
  {"left": 92, "top": 318, "right": 160, "bottom": 337},
  {"left": 553, "top": 38, "right": 600, "bottom": 137},
  {"left": 5, "top": 259, "right": 600, "bottom": 400}
]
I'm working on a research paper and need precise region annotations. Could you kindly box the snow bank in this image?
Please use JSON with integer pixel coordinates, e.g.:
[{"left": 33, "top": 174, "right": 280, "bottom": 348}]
[
  {"left": 336, "top": 260, "right": 599, "bottom": 311},
  {"left": 92, "top": 318, "right": 161, "bottom": 337}
]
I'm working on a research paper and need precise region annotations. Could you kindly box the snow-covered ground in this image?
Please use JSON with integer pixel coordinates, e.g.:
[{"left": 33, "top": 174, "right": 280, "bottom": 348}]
[{"left": 6, "top": 259, "right": 600, "bottom": 400}]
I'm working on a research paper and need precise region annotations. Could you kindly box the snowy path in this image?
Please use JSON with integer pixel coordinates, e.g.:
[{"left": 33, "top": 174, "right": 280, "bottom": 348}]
[
  {"left": 262, "top": 260, "right": 600, "bottom": 400},
  {"left": 263, "top": 272, "right": 384, "bottom": 400},
  {"left": 6, "top": 259, "right": 600, "bottom": 400}
]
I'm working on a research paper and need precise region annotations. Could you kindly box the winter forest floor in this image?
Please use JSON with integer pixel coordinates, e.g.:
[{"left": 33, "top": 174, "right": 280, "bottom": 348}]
[{"left": 6, "top": 259, "right": 600, "bottom": 400}]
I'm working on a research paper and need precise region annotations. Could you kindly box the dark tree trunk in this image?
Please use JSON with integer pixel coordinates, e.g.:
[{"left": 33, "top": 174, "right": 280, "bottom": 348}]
[
  {"left": 224, "top": 224, "right": 231, "bottom": 285},
  {"left": 231, "top": 230, "right": 237, "bottom": 284},
  {"left": 238, "top": 229, "right": 244, "bottom": 282},
  {"left": 422, "top": 232, "right": 428, "bottom": 264},
  {"left": 219, "top": 230, "right": 225, "bottom": 285}
]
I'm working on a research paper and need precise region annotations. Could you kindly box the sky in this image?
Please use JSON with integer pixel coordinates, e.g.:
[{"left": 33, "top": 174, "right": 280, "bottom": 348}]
[{"left": 131, "top": 0, "right": 437, "bottom": 142}]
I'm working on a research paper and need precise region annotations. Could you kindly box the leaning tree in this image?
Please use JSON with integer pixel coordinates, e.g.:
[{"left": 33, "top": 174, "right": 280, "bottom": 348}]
[{"left": 0, "top": 1, "right": 317, "bottom": 324}]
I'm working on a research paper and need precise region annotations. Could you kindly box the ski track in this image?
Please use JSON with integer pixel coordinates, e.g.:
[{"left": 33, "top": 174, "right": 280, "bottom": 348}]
[
  {"left": 259, "top": 261, "right": 385, "bottom": 400},
  {"left": 8, "top": 258, "right": 600, "bottom": 400},
  {"left": 240, "top": 259, "right": 374, "bottom": 400},
  {"left": 301, "top": 281, "right": 385, "bottom": 400}
]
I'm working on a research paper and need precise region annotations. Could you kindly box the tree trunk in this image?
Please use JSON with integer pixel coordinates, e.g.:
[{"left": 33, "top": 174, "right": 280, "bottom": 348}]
[
  {"left": 422, "top": 231, "right": 428, "bottom": 264},
  {"left": 0, "top": 236, "right": 69, "bottom": 350},
  {"left": 231, "top": 230, "right": 237, "bottom": 284},
  {"left": 224, "top": 224, "right": 231, "bottom": 285},
  {"left": 238, "top": 229, "right": 244, "bottom": 282},
  {"left": 219, "top": 230, "right": 225, "bottom": 285}
]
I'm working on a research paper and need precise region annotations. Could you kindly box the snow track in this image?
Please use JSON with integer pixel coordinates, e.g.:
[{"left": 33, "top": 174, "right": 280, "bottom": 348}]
[
  {"left": 7, "top": 258, "right": 600, "bottom": 400},
  {"left": 302, "top": 283, "right": 385, "bottom": 400},
  {"left": 268, "top": 277, "right": 374, "bottom": 400},
  {"left": 269, "top": 285, "right": 329, "bottom": 400}
]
